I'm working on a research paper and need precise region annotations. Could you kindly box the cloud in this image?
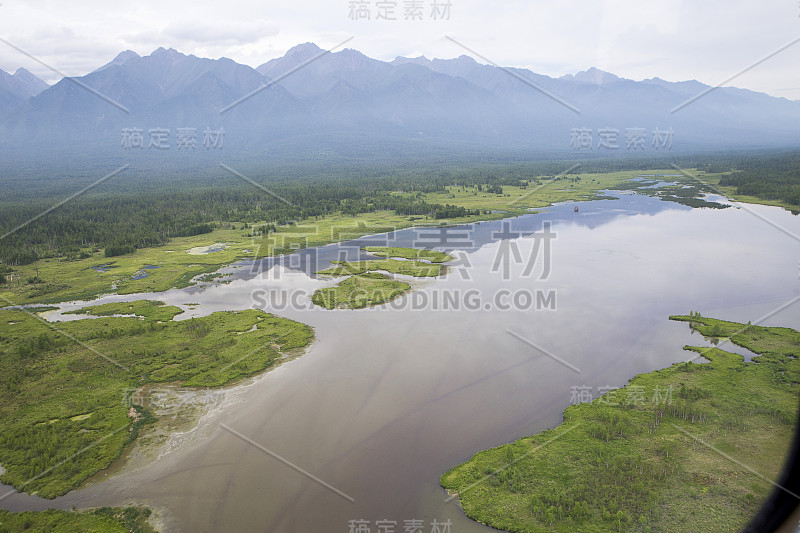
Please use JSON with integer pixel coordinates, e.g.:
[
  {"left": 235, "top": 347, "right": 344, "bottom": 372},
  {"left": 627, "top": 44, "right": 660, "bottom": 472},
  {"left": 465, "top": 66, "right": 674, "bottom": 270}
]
[{"left": 163, "top": 20, "right": 280, "bottom": 45}]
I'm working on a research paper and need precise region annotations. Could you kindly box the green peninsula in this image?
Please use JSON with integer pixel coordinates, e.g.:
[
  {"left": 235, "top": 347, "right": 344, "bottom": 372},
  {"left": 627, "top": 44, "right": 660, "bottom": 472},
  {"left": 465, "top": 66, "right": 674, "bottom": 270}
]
[
  {"left": 0, "top": 302, "right": 313, "bottom": 498},
  {"left": 441, "top": 314, "right": 799, "bottom": 532}
]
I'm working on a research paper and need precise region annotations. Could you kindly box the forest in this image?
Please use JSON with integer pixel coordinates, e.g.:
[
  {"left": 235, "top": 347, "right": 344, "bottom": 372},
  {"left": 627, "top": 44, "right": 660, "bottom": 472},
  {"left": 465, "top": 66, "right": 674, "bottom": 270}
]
[
  {"left": 717, "top": 150, "right": 800, "bottom": 205},
  {"left": 0, "top": 177, "right": 485, "bottom": 266},
  {"left": 0, "top": 150, "right": 796, "bottom": 268}
]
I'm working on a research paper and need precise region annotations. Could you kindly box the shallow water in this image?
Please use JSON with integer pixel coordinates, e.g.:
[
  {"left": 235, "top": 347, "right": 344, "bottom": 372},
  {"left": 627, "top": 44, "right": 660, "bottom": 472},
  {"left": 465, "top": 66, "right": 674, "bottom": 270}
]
[{"left": 3, "top": 192, "right": 800, "bottom": 532}]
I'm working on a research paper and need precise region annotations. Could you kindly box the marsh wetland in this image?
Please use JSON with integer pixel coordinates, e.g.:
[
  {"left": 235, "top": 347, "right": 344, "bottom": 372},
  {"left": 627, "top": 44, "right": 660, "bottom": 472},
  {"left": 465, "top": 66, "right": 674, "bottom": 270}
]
[{"left": 1, "top": 172, "right": 798, "bottom": 532}]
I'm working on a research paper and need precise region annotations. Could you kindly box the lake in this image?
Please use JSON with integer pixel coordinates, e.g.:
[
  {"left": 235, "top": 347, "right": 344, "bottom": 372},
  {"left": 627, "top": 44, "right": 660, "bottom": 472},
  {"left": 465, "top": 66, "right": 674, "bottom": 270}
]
[{"left": 3, "top": 190, "right": 799, "bottom": 532}]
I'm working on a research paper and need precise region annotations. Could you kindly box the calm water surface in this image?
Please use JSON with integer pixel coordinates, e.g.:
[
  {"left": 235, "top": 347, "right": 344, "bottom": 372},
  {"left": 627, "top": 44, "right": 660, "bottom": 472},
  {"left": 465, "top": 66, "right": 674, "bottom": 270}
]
[{"left": 3, "top": 191, "right": 800, "bottom": 532}]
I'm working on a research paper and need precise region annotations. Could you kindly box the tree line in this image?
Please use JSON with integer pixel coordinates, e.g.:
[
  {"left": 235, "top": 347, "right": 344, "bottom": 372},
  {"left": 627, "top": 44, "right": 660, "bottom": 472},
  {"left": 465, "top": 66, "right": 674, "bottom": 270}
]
[
  {"left": 0, "top": 176, "right": 482, "bottom": 266},
  {"left": 717, "top": 151, "right": 800, "bottom": 207},
  {"left": 3, "top": 151, "right": 796, "bottom": 268}
]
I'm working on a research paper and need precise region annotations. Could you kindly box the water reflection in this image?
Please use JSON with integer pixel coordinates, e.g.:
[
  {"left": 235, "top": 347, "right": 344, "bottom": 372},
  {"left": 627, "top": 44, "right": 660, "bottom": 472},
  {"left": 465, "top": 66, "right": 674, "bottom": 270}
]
[
  {"left": 242, "top": 191, "right": 689, "bottom": 280},
  {"left": 2, "top": 192, "right": 799, "bottom": 533}
]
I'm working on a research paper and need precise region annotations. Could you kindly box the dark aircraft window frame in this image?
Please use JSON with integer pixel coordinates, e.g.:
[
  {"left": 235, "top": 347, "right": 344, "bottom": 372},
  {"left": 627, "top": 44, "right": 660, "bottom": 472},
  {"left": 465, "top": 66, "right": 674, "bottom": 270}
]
[{"left": 745, "top": 402, "right": 800, "bottom": 532}]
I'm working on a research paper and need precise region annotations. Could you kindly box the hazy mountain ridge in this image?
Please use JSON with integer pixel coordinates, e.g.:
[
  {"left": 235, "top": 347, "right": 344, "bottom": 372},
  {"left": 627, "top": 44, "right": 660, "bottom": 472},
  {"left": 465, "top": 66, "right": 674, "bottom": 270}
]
[
  {"left": 0, "top": 43, "right": 798, "bottom": 154},
  {"left": 0, "top": 67, "right": 48, "bottom": 117},
  {"left": 0, "top": 67, "right": 48, "bottom": 98}
]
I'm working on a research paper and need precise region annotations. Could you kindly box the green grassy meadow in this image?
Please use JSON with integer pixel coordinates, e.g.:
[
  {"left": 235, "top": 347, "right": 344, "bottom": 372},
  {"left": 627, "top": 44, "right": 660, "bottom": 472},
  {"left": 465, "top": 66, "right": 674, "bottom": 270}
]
[
  {"left": 441, "top": 314, "right": 799, "bottom": 532},
  {"left": 0, "top": 506, "right": 155, "bottom": 533},
  {"left": 0, "top": 302, "right": 313, "bottom": 498}
]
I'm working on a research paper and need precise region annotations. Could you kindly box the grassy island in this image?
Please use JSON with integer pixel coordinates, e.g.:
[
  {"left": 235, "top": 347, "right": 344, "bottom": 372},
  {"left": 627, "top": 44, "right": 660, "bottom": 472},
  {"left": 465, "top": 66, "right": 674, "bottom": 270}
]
[
  {"left": 312, "top": 247, "right": 453, "bottom": 309},
  {"left": 363, "top": 246, "right": 452, "bottom": 263},
  {"left": 316, "top": 258, "right": 447, "bottom": 278},
  {"left": 311, "top": 273, "right": 411, "bottom": 310}
]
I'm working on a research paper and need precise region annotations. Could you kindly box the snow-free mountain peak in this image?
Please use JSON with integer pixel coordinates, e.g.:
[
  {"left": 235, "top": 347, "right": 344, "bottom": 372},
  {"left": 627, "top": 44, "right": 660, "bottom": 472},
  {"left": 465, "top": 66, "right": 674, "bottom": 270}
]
[
  {"left": 0, "top": 67, "right": 49, "bottom": 100},
  {"left": 10, "top": 68, "right": 49, "bottom": 96},
  {"left": 561, "top": 67, "right": 621, "bottom": 84},
  {"left": 92, "top": 50, "right": 141, "bottom": 74},
  {"left": 286, "top": 42, "right": 324, "bottom": 58}
]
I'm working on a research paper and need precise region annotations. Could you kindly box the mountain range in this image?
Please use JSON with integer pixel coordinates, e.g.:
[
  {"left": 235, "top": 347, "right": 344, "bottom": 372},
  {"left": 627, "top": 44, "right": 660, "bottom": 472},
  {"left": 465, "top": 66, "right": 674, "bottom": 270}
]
[
  {"left": 0, "top": 67, "right": 49, "bottom": 115},
  {"left": 1, "top": 43, "right": 798, "bottom": 157}
]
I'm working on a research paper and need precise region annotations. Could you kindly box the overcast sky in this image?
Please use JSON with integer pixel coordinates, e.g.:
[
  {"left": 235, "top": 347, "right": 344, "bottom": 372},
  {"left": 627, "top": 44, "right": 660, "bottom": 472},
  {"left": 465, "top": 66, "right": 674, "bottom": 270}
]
[{"left": 0, "top": 0, "right": 798, "bottom": 99}]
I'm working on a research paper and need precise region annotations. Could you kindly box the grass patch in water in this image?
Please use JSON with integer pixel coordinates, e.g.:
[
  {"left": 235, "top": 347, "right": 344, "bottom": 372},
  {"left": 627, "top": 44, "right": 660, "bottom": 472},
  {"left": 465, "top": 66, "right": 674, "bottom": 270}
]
[
  {"left": 64, "top": 300, "right": 183, "bottom": 322},
  {"left": 311, "top": 273, "right": 410, "bottom": 310}
]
